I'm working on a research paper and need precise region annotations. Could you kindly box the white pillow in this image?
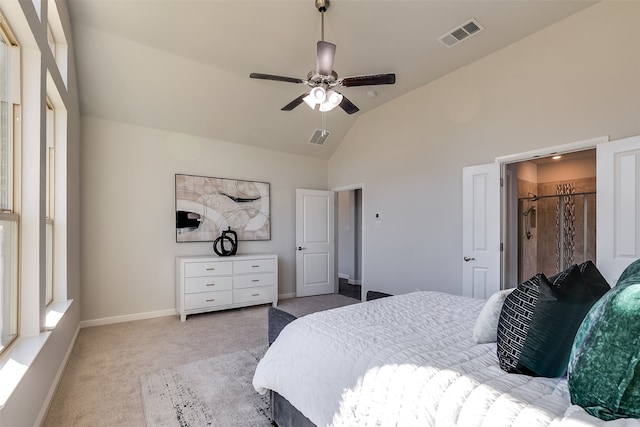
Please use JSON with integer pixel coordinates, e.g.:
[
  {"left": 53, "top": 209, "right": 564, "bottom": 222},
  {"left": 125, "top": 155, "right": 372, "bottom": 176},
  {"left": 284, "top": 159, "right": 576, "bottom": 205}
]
[{"left": 472, "top": 288, "right": 515, "bottom": 344}]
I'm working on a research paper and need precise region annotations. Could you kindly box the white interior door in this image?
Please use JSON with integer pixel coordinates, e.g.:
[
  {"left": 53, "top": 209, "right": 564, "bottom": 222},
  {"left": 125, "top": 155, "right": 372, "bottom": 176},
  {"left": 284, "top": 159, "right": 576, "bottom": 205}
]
[
  {"left": 597, "top": 134, "right": 640, "bottom": 285},
  {"left": 462, "top": 163, "right": 501, "bottom": 298},
  {"left": 296, "top": 189, "right": 335, "bottom": 297}
]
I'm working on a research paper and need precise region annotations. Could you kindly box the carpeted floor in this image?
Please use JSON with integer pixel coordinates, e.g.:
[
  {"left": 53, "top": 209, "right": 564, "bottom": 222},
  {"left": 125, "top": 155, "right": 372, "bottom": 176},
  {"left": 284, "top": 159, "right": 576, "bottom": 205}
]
[
  {"left": 140, "top": 346, "right": 270, "bottom": 427},
  {"left": 43, "top": 293, "right": 357, "bottom": 427},
  {"left": 339, "top": 278, "right": 362, "bottom": 300}
]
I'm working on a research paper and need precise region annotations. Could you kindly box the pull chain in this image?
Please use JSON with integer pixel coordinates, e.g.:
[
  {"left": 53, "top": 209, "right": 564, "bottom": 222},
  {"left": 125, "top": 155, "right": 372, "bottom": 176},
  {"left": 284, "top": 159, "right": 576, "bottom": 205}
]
[{"left": 322, "top": 112, "right": 326, "bottom": 136}]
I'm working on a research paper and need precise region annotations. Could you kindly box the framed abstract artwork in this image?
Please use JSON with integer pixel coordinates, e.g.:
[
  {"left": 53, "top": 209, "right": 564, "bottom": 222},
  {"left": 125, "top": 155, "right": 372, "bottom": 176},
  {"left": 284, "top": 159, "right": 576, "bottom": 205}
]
[{"left": 175, "top": 174, "right": 271, "bottom": 242}]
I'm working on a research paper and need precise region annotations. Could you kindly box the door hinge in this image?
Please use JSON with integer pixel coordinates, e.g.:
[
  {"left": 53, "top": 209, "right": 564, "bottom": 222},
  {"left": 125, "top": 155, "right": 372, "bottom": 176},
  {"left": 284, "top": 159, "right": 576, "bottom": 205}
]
[
  {"left": 500, "top": 243, "right": 504, "bottom": 251},
  {"left": 500, "top": 177, "right": 504, "bottom": 187}
]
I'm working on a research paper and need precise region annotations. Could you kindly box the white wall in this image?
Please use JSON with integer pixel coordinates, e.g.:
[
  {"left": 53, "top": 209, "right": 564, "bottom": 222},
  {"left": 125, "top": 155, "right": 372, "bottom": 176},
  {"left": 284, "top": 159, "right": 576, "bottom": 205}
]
[
  {"left": 80, "top": 117, "right": 327, "bottom": 322},
  {"left": 328, "top": 1, "right": 640, "bottom": 297}
]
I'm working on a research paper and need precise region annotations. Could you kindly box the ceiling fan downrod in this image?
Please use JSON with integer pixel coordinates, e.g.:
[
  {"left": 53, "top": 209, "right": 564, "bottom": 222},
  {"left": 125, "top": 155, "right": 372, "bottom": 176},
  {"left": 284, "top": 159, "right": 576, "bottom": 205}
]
[{"left": 315, "top": 0, "right": 329, "bottom": 41}]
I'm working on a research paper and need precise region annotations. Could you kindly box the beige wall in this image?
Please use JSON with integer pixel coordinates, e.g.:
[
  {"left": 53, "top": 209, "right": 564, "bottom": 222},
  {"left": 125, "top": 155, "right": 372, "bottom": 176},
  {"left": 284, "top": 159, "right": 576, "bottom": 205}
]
[
  {"left": 328, "top": 1, "right": 640, "bottom": 297},
  {"left": 538, "top": 155, "right": 596, "bottom": 183},
  {"left": 80, "top": 117, "right": 327, "bottom": 322}
]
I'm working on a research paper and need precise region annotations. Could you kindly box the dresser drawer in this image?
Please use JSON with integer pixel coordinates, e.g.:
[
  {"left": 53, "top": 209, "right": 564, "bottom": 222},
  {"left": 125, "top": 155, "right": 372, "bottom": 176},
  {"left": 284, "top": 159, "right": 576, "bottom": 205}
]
[
  {"left": 184, "top": 290, "right": 233, "bottom": 310},
  {"left": 185, "top": 276, "right": 233, "bottom": 294},
  {"left": 234, "top": 258, "right": 275, "bottom": 275},
  {"left": 234, "top": 287, "right": 274, "bottom": 304},
  {"left": 234, "top": 273, "right": 275, "bottom": 290},
  {"left": 185, "top": 261, "right": 232, "bottom": 278}
]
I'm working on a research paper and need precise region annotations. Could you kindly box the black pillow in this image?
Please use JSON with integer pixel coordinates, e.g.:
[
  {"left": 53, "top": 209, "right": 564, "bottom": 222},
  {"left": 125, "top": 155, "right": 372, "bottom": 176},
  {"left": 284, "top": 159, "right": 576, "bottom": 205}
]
[
  {"left": 497, "top": 262, "right": 610, "bottom": 377},
  {"left": 496, "top": 273, "right": 546, "bottom": 374}
]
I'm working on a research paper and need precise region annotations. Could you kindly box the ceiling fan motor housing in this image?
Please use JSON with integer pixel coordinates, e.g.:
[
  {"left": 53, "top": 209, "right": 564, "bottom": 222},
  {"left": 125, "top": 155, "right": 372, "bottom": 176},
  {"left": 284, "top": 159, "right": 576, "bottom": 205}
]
[{"left": 307, "top": 70, "right": 338, "bottom": 86}]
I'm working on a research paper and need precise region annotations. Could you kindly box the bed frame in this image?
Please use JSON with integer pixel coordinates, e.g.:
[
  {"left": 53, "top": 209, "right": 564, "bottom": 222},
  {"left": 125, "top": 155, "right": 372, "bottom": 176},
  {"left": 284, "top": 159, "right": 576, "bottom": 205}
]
[{"left": 267, "top": 291, "right": 392, "bottom": 427}]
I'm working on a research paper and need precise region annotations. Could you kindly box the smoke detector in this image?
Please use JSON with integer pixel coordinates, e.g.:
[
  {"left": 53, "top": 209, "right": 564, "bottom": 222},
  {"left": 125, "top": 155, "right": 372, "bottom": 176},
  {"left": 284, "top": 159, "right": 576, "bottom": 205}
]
[{"left": 438, "top": 19, "right": 484, "bottom": 48}]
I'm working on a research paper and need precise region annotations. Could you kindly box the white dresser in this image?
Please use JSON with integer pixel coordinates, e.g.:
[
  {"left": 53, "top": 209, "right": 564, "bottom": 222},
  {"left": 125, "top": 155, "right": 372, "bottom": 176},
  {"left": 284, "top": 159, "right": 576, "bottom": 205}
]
[{"left": 176, "top": 254, "right": 278, "bottom": 321}]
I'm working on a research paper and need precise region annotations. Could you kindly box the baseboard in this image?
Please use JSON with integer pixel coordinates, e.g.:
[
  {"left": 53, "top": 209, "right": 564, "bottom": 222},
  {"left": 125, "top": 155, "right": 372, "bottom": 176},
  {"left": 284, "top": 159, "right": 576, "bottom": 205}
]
[
  {"left": 80, "top": 308, "right": 177, "bottom": 328},
  {"left": 35, "top": 324, "right": 81, "bottom": 427},
  {"left": 338, "top": 274, "right": 361, "bottom": 286},
  {"left": 278, "top": 292, "right": 296, "bottom": 300}
]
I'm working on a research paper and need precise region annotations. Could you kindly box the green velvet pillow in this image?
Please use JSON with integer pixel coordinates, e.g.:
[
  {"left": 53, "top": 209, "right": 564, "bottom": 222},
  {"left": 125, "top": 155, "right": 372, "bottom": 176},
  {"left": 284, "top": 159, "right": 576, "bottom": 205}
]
[
  {"left": 568, "top": 259, "right": 640, "bottom": 421},
  {"left": 618, "top": 257, "right": 640, "bottom": 283}
]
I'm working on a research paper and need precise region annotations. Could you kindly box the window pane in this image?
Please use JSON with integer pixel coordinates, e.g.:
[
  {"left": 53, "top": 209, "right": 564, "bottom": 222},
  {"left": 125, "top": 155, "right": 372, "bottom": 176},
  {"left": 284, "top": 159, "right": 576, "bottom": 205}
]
[{"left": 0, "top": 216, "right": 18, "bottom": 351}]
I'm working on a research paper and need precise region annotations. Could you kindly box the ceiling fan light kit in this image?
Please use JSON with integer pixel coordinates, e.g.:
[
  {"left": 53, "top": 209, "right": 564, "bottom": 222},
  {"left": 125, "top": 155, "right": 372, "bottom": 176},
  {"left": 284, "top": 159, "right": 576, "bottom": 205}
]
[{"left": 250, "top": 0, "right": 396, "bottom": 119}]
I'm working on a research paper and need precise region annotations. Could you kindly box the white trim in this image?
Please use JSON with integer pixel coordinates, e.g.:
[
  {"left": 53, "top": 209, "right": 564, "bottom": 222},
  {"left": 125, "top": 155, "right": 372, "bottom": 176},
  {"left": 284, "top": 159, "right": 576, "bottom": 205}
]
[
  {"left": 338, "top": 273, "right": 349, "bottom": 280},
  {"left": 278, "top": 292, "right": 296, "bottom": 300},
  {"left": 332, "top": 183, "right": 365, "bottom": 296},
  {"left": 348, "top": 279, "right": 362, "bottom": 286},
  {"left": 79, "top": 308, "right": 176, "bottom": 329},
  {"left": 333, "top": 183, "right": 365, "bottom": 192},
  {"left": 495, "top": 136, "right": 609, "bottom": 164}
]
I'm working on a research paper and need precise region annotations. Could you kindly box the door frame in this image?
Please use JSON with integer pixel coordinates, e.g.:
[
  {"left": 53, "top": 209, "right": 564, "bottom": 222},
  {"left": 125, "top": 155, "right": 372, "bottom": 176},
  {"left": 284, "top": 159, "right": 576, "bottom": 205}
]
[
  {"left": 333, "top": 183, "right": 365, "bottom": 296},
  {"left": 495, "top": 136, "right": 609, "bottom": 288}
]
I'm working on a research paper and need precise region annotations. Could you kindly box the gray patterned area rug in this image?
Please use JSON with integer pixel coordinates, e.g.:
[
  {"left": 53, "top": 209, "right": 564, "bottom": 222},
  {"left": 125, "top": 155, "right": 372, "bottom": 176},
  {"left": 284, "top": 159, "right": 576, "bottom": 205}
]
[{"left": 140, "top": 345, "right": 271, "bottom": 427}]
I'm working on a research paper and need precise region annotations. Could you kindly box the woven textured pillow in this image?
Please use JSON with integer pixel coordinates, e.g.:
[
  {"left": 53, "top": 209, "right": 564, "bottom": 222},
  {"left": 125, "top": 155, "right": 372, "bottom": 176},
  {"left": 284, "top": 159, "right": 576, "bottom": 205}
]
[
  {"left": 496, "top": 273, "right": 545, "bottom": 373},
  {"left": 568, "top": 259, "right": 640, "bottom": 420},
  {"left": 497, "top": 262, "right": 609, "bottom": 377}
]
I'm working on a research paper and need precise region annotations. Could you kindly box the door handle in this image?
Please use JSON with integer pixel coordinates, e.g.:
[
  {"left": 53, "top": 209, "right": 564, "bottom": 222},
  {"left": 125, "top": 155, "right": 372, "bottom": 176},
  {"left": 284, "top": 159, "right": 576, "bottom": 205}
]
[
  {"left": 297, "top": 246, "right": 306, "bottom": 251},
  {"left": 463, "top": 256, "right": 476, "bottom": 262}
]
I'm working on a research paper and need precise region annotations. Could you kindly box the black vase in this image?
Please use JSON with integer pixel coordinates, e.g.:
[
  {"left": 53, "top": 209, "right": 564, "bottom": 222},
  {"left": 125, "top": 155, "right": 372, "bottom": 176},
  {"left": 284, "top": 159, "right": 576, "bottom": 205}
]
[{"left": 213, "top": 227, "right": 238, "bottom": 256}]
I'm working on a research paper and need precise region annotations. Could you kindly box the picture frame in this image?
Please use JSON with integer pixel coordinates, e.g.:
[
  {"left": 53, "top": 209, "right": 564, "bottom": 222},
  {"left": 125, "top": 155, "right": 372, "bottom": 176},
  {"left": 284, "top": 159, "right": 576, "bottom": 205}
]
[{"left": 175, "top": 174, "right": 271, "bottom": 242}]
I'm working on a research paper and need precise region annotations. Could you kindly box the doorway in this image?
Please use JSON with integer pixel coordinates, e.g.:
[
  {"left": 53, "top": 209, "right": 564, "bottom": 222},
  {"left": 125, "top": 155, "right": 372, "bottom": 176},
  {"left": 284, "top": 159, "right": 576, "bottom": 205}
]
[
  {"left": 337, "top": 188, "right": 362, "bottom": 300},
  {"left": 504, "top": 149, "right": 596, "bottom": 287}
]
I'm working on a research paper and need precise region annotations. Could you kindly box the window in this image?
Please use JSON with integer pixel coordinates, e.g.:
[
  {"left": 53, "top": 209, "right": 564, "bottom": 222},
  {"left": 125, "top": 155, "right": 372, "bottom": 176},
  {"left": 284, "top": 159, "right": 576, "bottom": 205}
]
[
  {"left": 0, "top": 37, "right": 10, "bottom": 209},
  {"left": 47, "top": 0, "right": 68, "bottom": 87},
  {"left": 0, "top": 16, "right": 19, "bottom": 354},
  {"left": 46, "top": 24, "right": 55, "bottom": 59},
  {"left": 45, "top": 100, "right": 54, "bottom": 305}
]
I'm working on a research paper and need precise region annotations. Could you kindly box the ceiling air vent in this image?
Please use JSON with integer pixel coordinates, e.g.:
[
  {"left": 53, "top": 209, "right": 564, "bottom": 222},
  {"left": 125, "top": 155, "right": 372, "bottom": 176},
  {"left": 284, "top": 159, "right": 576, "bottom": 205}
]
[
  {"left": 308, "top": 129, "right": 330, "bottom": 146},
  {"left": 438, "top": 19, "right": 484, "bottom": 48}
]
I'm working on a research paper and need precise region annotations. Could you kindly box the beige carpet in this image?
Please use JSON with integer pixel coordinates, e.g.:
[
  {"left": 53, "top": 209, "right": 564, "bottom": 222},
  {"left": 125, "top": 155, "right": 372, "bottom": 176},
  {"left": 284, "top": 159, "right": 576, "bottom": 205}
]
[{"left": 43, "top": 294, "right": 357, "bottom": 427}]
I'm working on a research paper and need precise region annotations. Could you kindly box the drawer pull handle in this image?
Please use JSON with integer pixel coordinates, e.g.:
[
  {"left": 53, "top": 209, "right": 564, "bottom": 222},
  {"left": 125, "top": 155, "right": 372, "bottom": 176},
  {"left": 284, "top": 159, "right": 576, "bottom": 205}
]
[
  {"left": 206, "top": 283, "right": 216, "bottom": 287},
  {"left": 251, "top": 265, "right": 260, "bottom": 268},
  {"left": 206, "top": 268, "right": 216, "bottom": 271},
  {"left": 252, "top": 279, "right": 260, "bottom": 282},
  {"left": 206, "top": 299, "right": 216, "bottom": 302},
  {"left": 251, "top": 293, "right": 260, "bottom": 297}
]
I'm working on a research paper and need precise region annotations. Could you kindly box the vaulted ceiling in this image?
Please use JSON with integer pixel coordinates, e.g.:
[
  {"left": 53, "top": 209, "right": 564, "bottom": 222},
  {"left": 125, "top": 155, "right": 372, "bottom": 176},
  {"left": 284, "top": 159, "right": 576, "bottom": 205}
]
[{"left": 67, "top": 0, "right": 597, "bottom": 159}]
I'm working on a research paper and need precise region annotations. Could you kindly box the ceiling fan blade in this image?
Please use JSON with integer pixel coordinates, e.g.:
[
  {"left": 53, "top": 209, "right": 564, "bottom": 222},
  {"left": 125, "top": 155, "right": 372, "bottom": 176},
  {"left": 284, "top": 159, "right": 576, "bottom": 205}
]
[
  {"left": 341, "top": 73, "right": 396, "bottom": 87},
  {"left": 339, "top": 95, "right": 359, "bottom": 115},
  {"left": 281, "top": 93, "right": 309, "bottom": 111},
  {"left": 316, "top": 41, "right": 336, "bottom": 76},
  {"left": 250, "top": 73, "right": 304, "bottom": 84}
]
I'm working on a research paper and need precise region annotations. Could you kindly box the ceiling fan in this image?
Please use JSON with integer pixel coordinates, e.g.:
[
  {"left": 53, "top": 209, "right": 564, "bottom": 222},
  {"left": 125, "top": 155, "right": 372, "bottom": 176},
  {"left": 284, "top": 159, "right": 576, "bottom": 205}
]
[{"left": 249, "top": 0, "right": 396, "bottom": 115}]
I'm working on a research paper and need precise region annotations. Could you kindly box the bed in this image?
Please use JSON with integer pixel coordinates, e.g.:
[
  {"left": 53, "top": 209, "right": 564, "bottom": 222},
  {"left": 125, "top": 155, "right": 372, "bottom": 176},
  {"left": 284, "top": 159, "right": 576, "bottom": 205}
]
[{"left": 253, "top": 287, "right": 640, "bottom": 427}]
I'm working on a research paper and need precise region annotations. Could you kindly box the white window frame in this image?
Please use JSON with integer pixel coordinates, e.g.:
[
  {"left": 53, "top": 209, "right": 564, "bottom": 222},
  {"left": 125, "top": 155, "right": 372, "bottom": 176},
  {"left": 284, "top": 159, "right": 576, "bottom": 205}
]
[{"left": 0, "top": 11, "right": 20, "bottom": 355}]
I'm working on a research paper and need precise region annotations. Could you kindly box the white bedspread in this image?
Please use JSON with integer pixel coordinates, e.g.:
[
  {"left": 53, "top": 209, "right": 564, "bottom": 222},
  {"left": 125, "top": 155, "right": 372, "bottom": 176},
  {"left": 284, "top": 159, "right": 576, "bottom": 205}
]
[{"left": 253, "top": 291, "right": 640, "bottom": 427}]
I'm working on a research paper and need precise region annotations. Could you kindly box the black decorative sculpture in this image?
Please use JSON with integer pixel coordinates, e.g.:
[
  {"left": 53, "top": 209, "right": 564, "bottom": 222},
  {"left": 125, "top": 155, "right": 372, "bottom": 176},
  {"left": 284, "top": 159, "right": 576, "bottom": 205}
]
[{"left": 213, "top": 227, "right": 238, "bottom": 256}]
